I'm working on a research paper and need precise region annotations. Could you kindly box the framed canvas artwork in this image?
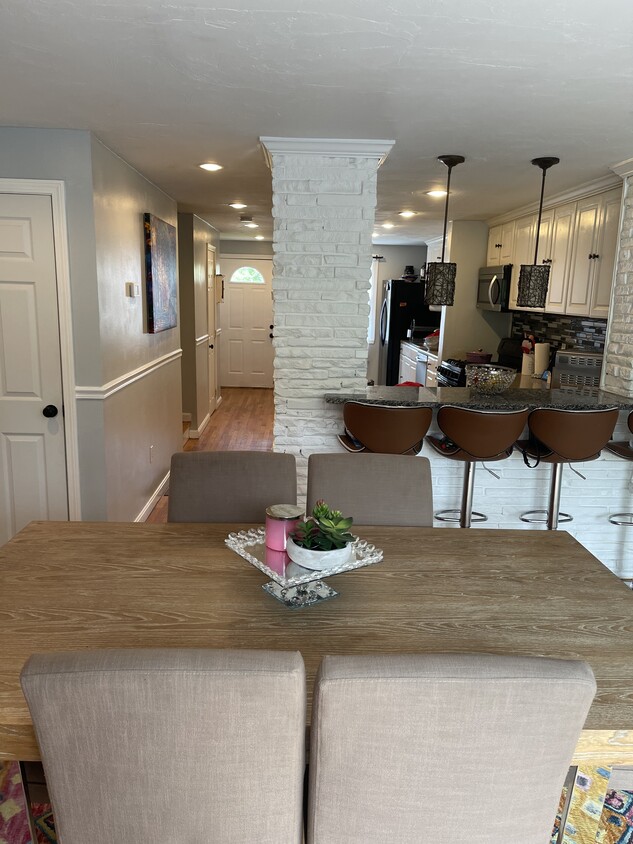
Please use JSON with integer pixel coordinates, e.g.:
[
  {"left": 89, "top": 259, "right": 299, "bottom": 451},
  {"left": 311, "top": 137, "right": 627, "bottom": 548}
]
[{"left": 143, "top": 213, "right": 177, "bottom": 332}]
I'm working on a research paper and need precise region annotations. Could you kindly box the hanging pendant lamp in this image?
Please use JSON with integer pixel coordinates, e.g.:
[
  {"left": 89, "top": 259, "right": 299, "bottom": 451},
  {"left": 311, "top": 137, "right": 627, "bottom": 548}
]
[
  {"left": 516, "top": 156, "right": 560, "bottom": 308},
  {"left": 424, "top": 154, "right": 465, "bottom": 306}
]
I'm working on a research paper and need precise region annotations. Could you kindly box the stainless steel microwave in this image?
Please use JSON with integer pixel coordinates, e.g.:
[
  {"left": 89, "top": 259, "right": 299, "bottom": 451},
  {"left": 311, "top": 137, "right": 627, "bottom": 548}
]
[{"left": 476, "top": 264, "right": 513, "bottom": 312}]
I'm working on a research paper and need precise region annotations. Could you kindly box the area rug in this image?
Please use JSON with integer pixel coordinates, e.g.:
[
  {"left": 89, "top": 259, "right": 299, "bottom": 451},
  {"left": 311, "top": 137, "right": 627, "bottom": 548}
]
[
  {"left": 595, "top": 789, "right": 633, "bottom": 844},
  {"left": 0, "top": 762, "right": 56, "bottom": 844}
]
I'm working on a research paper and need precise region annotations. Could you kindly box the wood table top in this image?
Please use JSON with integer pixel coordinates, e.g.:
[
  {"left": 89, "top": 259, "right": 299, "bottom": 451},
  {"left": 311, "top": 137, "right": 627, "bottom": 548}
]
[{"left": 1, "top": 520, "right": 632, "bottom": 761}]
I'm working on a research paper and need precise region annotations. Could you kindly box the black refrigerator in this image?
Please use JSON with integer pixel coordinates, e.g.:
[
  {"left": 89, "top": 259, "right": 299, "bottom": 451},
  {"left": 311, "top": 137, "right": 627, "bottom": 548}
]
[{"left": 378, "top": 280, "right": 441, "bottom": 385}]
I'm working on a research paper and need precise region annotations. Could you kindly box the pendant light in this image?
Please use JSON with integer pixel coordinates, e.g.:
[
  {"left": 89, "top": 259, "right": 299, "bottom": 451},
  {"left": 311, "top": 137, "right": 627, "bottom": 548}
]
[
  {"left": 424, "top": 154, "right": 465, "bottom": 306},
  {"left": 516, "top": 156, "right": 560, "bottom": 308}
]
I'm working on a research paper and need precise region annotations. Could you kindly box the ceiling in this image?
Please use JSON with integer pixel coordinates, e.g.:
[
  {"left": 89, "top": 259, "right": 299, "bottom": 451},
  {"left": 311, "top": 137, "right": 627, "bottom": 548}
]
[{"left": 2, "top": 0, "right": 633, "bottom": 244}]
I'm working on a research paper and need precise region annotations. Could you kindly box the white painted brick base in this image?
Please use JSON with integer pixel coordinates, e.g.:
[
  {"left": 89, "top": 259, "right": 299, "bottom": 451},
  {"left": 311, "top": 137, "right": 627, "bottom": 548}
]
[
  {"left": 605, "top": 173, "right": 633, "bottom": 396},
  {"left": 266, "top": 147, "right": 385, "bottom": 497}
]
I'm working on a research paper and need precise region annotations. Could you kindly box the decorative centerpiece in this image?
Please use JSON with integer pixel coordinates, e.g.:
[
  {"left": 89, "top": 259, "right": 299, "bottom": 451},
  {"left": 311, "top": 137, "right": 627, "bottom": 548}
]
[
  {"left": 465, "top": 364, "right": 516, "bottom": 395},
  {"left": 286, "top": 500, "right": 355, "bottom": 571}
]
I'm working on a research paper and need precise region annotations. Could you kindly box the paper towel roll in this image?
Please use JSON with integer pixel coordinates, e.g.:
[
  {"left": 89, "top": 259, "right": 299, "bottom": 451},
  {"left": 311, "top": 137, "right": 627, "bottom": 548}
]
[
  {"left": 534, "top": 343, "right": 550, "bottom": 375},
  {"left": 521, "top": 353, "right": 535, "bottom": 376}
]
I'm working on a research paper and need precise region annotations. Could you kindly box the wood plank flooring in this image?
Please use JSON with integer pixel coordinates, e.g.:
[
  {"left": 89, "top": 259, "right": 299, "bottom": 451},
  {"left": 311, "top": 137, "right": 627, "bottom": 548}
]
[{"left": 146, "top": 388, "right": 273, "bottom": 523}]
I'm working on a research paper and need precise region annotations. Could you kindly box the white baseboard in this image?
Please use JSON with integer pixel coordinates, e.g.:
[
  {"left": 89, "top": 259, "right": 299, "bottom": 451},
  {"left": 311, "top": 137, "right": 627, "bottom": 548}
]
[
  {"left": 136, "top": 471, "right": 170, "bottom": 522},
  {"left": 189, "top": 412, "right": 210, "bottom": 439}
]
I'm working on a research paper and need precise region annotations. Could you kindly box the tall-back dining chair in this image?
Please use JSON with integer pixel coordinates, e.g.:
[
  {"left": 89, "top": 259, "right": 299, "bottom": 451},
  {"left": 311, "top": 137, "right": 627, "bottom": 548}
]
[
  {"left": 338, "top": 402, "right": 433, "bottom": 454},
  {"left": 306, "top": 452, "right": 433, "bottom": 526},
  {"left": 307, "top": 653, "right": 596, "bottom": 844},
  {"left": 21, "top": 648, "right": 306, "bottom": 844},
  {"left": 167, "top": 450, "right": 296, "bottom": 522}
]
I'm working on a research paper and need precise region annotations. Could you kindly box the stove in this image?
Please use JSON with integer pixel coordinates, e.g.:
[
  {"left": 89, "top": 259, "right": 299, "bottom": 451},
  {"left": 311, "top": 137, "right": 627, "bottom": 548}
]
[{"left": 437, "top": 358, "right": 467, "bottom": 387}]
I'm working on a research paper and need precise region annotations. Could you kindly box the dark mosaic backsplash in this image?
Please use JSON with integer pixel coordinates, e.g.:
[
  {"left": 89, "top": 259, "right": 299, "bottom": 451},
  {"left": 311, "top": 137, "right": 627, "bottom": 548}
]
[{"left": 510, "top": 312, "right": 607, "bottom": 351}]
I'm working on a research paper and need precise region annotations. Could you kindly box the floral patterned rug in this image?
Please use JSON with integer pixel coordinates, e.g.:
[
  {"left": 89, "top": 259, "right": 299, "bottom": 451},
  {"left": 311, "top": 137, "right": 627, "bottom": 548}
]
[{"left": 0, "top": 762, "right": 56, "bottom": 843}]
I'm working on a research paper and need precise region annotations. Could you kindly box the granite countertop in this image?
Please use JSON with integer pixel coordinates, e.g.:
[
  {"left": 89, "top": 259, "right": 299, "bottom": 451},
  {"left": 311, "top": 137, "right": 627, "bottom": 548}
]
[{"left": 324, "top": 381, "right": 633, "bottom": 411}]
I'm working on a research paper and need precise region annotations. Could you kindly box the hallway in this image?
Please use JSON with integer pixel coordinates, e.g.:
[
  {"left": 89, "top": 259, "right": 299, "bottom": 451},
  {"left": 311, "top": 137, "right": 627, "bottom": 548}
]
[{"left": 146, "top": 387, "right": 273, "bottom": 523}]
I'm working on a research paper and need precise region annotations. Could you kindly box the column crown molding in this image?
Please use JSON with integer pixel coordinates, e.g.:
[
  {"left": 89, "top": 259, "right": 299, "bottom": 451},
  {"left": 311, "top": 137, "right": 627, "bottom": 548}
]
[
  {"left": 259, "top": 137, "right": 395, "bottom": 169},
  {"left": 611, "top": 158, "right": 633, "bottom": 178}
]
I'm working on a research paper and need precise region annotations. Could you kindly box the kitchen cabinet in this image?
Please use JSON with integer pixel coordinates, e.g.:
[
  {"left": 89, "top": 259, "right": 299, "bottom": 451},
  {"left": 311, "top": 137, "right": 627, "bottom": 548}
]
[
  {"left": 566, "top": 188, "right": 621, "bottom": 318},
  {"left": 506, "top": 187, "right": 621, "bottom": 317},
  {"left": 425, "top": 353, "right": 438, "bottom": 388},
  {"left": 398, "top": 342, "right": 418, "bottom": 384},
  {"left": 486, "top": 221, "right": 515, "bottom": 266}
]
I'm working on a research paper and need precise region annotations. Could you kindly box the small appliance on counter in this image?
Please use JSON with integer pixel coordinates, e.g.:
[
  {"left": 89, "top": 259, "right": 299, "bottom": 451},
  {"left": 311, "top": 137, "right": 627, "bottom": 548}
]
[
  {"left": 551, "top": 350, "right": 604, "bottom": 390},
  {"left": 476, "top": 265, "right": 513, "bottom": 312}
]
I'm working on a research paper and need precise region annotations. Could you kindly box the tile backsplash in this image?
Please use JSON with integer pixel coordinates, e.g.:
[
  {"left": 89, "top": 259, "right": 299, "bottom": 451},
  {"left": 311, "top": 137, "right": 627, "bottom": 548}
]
[{"left": 510, "top": 312, "right": 607, "bottom": 351}]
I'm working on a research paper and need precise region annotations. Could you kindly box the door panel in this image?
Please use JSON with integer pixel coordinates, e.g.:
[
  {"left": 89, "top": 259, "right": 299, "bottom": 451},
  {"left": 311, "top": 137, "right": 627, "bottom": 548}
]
[
  {"left": 567, "top": 199, "right": 600, "bottom": 315},
  {"left": 219, "top": 258, "right": 273, "bottom": 387},
  {"left": 0, "top": 193, "right": 68, "bottom": 545},
  {"left": 206, "top": 244, "right": 217, "bottom": 417}
]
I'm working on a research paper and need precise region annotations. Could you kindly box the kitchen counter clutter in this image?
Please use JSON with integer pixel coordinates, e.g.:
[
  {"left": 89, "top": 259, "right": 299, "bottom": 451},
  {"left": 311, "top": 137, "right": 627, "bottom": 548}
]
[{"left": 325, "top": 382, "right": 633, "bottom": 411}]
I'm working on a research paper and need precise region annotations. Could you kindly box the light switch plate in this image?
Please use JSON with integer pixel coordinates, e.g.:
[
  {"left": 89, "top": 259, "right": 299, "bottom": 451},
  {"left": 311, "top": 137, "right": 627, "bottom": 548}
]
[{"left": 126, "top": 282, "right": 140, "bottom": 298}]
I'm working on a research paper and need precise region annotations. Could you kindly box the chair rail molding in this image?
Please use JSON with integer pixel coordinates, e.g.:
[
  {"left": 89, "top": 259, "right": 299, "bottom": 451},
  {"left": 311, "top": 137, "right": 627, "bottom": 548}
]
[{"left": 75, "top": 349, "right": 182, "bottom": 400}]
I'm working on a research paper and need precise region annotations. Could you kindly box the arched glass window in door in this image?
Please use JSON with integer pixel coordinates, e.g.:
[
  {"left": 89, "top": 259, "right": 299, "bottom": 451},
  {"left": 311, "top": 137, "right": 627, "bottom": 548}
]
[{"left": 229, "top": 266, "right": 265, "bottom": 284}]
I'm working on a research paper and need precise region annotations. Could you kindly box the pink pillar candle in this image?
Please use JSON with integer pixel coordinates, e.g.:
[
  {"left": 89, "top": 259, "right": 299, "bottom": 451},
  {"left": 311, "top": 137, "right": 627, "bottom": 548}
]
[{"left": 265, "top": 505, "right": 304, "bottom": 551}]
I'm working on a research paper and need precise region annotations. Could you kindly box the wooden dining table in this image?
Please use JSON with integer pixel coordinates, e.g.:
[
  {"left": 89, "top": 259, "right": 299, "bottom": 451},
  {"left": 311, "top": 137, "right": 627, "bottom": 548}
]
[{"left": 1, "top": 520, "right": 632, "bottom": 763}]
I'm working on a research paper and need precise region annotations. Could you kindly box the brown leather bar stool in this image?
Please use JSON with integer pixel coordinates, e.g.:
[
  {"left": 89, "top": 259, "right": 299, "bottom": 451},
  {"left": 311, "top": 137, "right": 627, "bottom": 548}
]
[
  {"left": 338, "top": 402, "right": 433, "bottom": 455},
  {"left": 426, "top": 406, "right": 529, "bottom": 528},
  {"left": 605, "top": 410, "right": 633, "bottom": 526},
  {"left": 519, "top": 407, "right": 619, "bottom": 530}
]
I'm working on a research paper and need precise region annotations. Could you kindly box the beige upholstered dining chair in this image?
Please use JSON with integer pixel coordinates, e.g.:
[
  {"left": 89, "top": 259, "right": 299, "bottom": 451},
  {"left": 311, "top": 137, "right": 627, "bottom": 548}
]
[
  {"left": 21, "top": 648, "right": 306, "bottom": 844},
  {"left": 307, "top": 653, "right": 596, "bottom": 844},
  {"left": 305, "top": 452, "right": 433, "bottom": 526},
  {"left": 167, "top": 450, "right": 297, "bottom": 522}
]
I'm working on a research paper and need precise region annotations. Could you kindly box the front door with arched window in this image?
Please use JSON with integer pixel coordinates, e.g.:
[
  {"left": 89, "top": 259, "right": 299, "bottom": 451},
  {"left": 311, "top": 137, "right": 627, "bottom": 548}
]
[{"left": 218, "top": 257, "right": 273, "bottom": 388}]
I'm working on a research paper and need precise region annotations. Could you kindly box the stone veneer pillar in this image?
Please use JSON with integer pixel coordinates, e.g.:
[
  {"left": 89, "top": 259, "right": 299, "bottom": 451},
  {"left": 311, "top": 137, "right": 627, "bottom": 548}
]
[
  {"left": 604, "top": 159, "right": 633, "bottom": 396},
  {"left": 260, "top": 137, "right": 394, "bottom": 497}
]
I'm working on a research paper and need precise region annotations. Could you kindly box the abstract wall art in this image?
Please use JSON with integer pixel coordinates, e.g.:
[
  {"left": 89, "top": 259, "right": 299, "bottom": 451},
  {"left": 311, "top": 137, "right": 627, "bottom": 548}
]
[{"left": 143, "top": 213, "right": 177, "bottom": 333}]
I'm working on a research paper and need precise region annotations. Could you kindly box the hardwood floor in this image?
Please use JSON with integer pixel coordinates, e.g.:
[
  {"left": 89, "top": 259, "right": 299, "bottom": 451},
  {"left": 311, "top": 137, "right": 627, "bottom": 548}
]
[{"left": 146, "top": 387, "right": 274, "bottom": 523}]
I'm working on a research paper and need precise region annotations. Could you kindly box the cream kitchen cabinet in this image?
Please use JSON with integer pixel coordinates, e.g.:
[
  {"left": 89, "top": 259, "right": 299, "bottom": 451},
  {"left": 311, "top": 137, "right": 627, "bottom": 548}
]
[
  {"left": 565, "top": 188, "right": 621, "bottom": 318},
  {"left": 486, "top": 221, "right": 515, "bottom": 266},
  {"left": 425, "top": 354, "right": 438, "bottom": 388},
  {"left": 542, "top": 202, "right": 576, "bottom": 313},
  {"left": 509, "top": 214, "right": 536, "bottom": 310},
  {"left": 398, "top": 341, "right": 418, "bottom": 384}
]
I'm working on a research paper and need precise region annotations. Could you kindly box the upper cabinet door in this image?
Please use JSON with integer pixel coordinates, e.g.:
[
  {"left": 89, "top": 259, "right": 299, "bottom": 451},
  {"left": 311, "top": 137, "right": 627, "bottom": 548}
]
[
  {"left": 487, "top": 224, "right": 502, "bottom": 265},
  {"left": 544, "top": 203, "right": 576, "bottom": 314},
  {"left": 509, "top": 214, "right": 536, "bottom": 310},
  {"left": 566, "top": 196, "right": 602, "bottom": 316},
  {"left": 590, "top": 188, "right": 622, "bottom": 318}
]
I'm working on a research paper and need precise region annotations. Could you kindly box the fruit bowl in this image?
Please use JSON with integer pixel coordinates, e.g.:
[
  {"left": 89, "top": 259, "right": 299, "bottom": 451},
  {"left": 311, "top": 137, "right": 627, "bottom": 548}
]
[{"left": 465, "top": 364, "right": 516, "bottom": 394}]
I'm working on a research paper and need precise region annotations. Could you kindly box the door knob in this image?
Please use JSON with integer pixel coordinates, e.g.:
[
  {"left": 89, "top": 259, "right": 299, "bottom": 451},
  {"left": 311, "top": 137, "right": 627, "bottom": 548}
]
[
  {"left": 269, "top": 324, "right": 274, "bottom": 329},
  {"left": 209, "top": 344, "right": 214, "bottom": 349},
  {"left": 269, "top": 333, "right": 274, "bottom": 339},
  {"left": 42, "top": 404, "right": 58, "bottom": 418}
]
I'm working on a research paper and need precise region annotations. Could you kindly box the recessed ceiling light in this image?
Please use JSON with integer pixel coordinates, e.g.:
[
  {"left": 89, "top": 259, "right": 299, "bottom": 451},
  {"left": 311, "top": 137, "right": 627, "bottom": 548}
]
[
  {"left": 382, "top": 223, "right": 395, "bottom": 229},
  {"left": 427, "top": 189, "right": 447, "bottom": 197},
  {"left": 199, "top": 162, "right": 223, "bottom": 171},
  {"left": 245, "top": 223, "right": 259, "bottom": 229},
  {"left": 229, "top": 202, "right": 247, "bottom": 209},
  {"left": 255, "top": 235, "right": 265, "bottom": 241},
  {"left": 399, "top": 211, "right": 416, "bottom": 218}
]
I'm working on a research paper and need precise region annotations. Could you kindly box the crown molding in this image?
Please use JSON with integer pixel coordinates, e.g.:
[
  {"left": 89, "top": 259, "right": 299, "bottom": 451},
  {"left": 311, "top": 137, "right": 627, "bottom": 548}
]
[
  {"left": 259, "top": 137, "right": 395, "bottom": 169},
  {"left": 487, "top": 173, "right": 622, "bottom": 226},
  {"left": 611, "top": 158, "right": 633, "bottom": 178}
]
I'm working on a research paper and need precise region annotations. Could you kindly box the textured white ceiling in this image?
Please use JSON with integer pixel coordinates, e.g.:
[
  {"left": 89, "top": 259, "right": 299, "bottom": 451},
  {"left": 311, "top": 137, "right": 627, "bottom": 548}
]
[{"left": 2, "top": 0, "right": 633, "bottom": 243}]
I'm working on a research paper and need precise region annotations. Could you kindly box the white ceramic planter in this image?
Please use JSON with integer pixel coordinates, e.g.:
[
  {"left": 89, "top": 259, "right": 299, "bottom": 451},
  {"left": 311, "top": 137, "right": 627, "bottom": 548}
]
[{"left": 285, "top": 537, "right": 352, "bottom": 571}]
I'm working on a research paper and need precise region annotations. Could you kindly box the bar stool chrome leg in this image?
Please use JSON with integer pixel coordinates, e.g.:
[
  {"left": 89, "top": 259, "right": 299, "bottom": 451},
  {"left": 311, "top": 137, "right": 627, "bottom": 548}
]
[
  {"left": 609, "top": 512, "right": 633, "bottom": 526},
  {"left": 435, "top": 462, "right": 487, "bottom": 529},
  {"left": 520, "top": 464, "right": 572, "bottom": 530}
]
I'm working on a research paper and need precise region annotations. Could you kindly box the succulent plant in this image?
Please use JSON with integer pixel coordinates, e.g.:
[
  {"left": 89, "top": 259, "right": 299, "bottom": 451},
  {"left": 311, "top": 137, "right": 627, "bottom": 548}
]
[{"left": 290, "top": 500, "right": 354, "bottom": 551}]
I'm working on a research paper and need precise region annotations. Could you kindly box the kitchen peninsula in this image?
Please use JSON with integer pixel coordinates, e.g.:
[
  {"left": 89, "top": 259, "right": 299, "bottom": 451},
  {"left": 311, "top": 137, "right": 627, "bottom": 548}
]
[{"left": 324, "top": 386, "right": 633, "bottom": 578}]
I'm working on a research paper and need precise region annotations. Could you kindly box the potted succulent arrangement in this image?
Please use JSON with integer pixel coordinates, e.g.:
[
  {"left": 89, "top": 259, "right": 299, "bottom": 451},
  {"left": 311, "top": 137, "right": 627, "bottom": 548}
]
[{"left": 286, "top": 500, "right": 355, "bottom": 570}]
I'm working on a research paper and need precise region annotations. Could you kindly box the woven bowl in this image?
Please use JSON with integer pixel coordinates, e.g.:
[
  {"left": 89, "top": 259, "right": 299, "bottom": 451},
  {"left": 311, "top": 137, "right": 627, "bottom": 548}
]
[{"left": 465, "top": 364, "right": 516, "bottom": 394}]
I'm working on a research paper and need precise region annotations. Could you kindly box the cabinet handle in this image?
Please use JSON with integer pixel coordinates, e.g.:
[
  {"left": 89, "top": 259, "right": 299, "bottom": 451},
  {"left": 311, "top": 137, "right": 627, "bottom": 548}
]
[
  {"left": 593, "top": 253, "right": 600, "bottom": 259},
  {"left": 542, "top": 258, "right": 552, "bottom": 264}
]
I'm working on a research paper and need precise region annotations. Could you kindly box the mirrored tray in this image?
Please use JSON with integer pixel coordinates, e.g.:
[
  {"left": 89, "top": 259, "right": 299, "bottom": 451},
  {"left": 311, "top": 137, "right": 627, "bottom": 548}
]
[{"left": 226, "top": 528, "right": 383, "bottom": 608}]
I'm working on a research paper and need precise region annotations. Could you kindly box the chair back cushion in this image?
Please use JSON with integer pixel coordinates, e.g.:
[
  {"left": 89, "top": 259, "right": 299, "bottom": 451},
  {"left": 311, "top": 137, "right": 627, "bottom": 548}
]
[
  {"left": 307, "top": 653, "right": 595, "bottom": 844},
  {"left": 437, "top": 407, "right": 529, "bottom": 459},
  {"left": 21, "top": 649, "right": 306, "bottom": 844},
  {"left": 167, "top": 451, "right": 296, "bottom": 522},
  {"left": 528, "top": 408, "right": 619, "bottom": 461},
  {"left": 306, "top": 452, "right": 433, "bottom": 526},
  {"left": 343, "top": 403, "right": 433, "bottom": 454}
]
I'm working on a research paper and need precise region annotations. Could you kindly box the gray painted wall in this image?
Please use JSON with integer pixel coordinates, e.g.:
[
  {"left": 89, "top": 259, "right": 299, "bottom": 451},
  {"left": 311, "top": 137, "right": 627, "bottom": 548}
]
[{"left": 219, "top": 239, "right": 273, "bottom": 259}]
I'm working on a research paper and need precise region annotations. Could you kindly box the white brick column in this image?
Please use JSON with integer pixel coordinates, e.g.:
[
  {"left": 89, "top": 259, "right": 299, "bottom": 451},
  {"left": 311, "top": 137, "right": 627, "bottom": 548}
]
[
  {"left": 605, "top": 159, "right": 633, "bottom": 396},
  {"left": 260, "top": 138, "right": 394, "bottom": 497}
]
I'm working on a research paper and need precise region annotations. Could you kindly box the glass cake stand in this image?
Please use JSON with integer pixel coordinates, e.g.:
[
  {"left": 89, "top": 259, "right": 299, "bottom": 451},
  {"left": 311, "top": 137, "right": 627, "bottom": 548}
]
[{"left": 225, "top": 528, "right": 383, "bottom": 608}]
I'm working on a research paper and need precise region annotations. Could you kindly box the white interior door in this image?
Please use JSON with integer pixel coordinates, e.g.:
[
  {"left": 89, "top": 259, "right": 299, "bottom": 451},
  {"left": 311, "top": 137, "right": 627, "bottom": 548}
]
[
  {"left": 219, "top": 257, "right": 273, "bottom": 388},
  {"left": 0, "top": 193, "right": 69, "bottom": 545},
  {"left": 207, "top": 244, "right": 217, "bottom": 415}
]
